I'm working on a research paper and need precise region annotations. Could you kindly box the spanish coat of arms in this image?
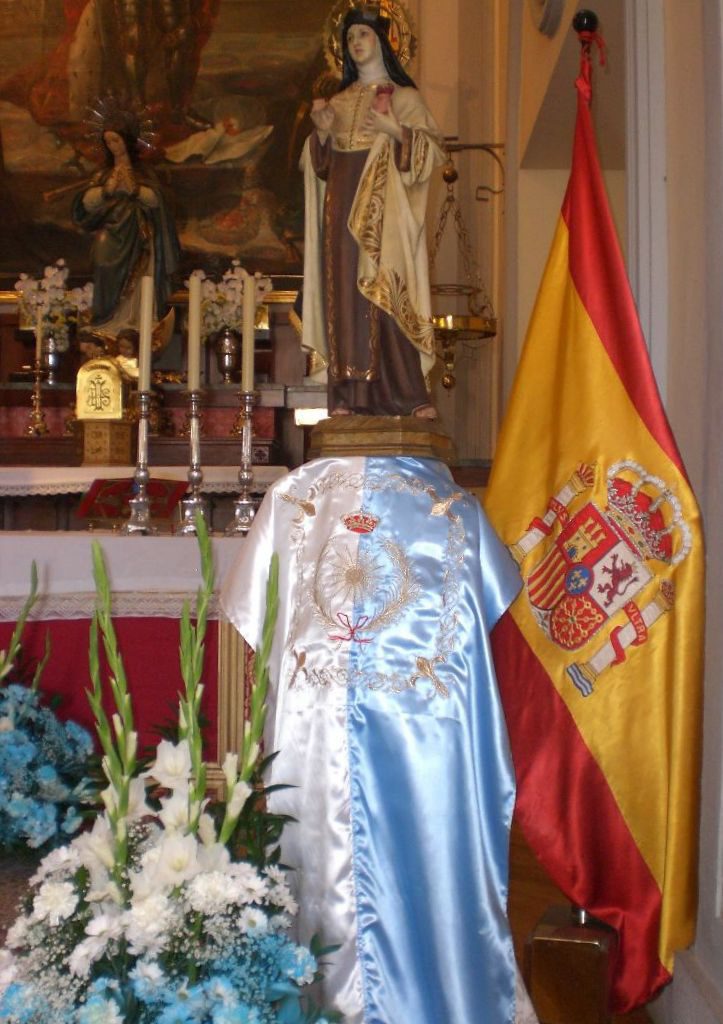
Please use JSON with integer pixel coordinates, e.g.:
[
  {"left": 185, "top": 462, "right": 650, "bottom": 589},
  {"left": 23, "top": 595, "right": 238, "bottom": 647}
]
[{"left": 509, "top": 460, "right": 691, "bottom": 696}]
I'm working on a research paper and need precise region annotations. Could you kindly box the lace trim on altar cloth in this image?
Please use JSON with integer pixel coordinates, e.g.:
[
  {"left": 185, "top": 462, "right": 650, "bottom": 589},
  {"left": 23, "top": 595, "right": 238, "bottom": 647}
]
[
  {"left": 0, "top": 466, "right": 287, "bottom": 498},
  {"left": 0, "top": 480, "right": 244, "bottom": 498},
  {"left": 0, "top": 592, "right": 222, "bottom": 622}
]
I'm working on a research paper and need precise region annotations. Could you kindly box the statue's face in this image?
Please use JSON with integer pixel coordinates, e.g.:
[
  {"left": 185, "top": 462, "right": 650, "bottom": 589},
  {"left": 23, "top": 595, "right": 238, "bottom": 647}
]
[
  {"left": 346, "top": 23, "right": 380, "bottom": 68},
  {"left": 103, "top": 130, "right": 127, "bottom": 159}
]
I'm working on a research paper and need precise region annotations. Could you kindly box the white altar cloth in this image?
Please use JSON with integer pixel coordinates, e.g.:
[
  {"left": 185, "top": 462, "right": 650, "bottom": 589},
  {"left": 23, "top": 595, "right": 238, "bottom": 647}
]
[
  {"left": 0, "top": 465, "right": 285, "bottom": 497},
  {"left": 0, "top": 532, "right": 252, "bottom": 621}
]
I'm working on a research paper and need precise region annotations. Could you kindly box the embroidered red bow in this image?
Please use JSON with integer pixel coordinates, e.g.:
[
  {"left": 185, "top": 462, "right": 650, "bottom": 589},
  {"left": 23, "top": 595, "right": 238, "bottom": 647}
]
[{"left": 329, "top": 612, "right": 373, "bottom": 644}]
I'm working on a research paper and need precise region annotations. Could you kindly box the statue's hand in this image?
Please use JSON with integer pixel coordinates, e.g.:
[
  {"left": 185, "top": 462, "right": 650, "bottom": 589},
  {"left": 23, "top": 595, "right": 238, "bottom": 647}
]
[
  {"left": 311, "top": 99, "right": 335, "bottom": 133},
  {"left": 364, "top": 106, "right": 403, "bottom": 142}
]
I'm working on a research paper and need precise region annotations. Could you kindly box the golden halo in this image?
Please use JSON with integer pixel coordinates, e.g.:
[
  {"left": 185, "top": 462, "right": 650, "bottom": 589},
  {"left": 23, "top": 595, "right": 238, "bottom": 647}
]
[
  {"left": 84, "top": 95, "right": 158, "bottom": 152},
  {"left": 323, "top": 0, "right": 417, "bottom": 74}
]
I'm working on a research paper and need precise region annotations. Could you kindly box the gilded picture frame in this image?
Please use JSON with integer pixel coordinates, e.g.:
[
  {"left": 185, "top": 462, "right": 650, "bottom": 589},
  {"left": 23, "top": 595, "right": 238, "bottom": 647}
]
[{"left": 0, "top": 0, "right": 336, "bottom": 287}]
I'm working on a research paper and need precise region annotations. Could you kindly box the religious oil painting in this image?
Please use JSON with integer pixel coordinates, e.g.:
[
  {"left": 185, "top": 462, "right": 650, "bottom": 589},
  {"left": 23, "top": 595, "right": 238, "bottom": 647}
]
[{"left": 0, "top": 0, "right": 335, "bottom": 285}]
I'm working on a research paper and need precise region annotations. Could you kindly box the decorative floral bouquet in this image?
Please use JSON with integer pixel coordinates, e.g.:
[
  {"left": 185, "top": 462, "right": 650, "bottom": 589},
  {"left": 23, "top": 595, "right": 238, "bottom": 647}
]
[
  {"left": 0, "top": 522, "right": 337, "bottom": 1024},
  {"left": 187, "top": 261, "right": 272, "bottom": 340},
  {"left": 15, "top": 259, "right": 93, "bottom": 352},
  {"left": 0, "top": 566, "right": 95, "bottom": 852}
]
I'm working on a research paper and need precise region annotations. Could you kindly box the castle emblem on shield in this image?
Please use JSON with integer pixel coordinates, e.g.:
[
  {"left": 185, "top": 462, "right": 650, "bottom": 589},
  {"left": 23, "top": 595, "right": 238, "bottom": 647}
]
[{"left": 509, "top": 460, "right": 692, "bottom": 697}]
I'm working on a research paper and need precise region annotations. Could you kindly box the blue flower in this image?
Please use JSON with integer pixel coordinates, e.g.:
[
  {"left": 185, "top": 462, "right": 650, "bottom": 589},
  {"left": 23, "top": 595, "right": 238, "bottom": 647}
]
[
  {"left": 0, "top": 682, "right": 94, "bottom": 853},
  {"left": 211, "top": 1004, "right": 259, "bottom": 1024},
  {"left": 77, "top": 993, "right": 124, "bottom": 1024},
  {"left": 64, "top": 719, "right": 94, "bottom": 758}
]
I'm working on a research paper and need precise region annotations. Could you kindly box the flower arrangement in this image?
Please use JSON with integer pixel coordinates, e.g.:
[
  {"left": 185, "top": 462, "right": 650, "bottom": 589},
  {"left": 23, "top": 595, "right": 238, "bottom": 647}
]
[
  {"left": 0, "top": 565, "right": 95, "bottom": 852},
  {"left": 15, "top": 260, "right": 93, "bottom": 352},
  {"left": 0, "top": 521, "right": 337, "bottom": 1024},
  {"left": 187, "top": 261, "right": 272, "bottom": 340}
]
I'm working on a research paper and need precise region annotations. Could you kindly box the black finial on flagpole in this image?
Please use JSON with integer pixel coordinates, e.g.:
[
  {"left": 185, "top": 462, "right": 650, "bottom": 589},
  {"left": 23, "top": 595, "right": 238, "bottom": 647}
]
[{"left": 573, "top": 9, "right": 598, "bottom": 34}]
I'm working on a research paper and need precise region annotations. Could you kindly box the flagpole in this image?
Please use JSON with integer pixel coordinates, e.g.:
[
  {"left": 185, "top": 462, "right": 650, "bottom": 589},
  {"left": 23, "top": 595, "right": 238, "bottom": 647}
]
[{"left": 569, "top": 11, "right": 601, "bottom": 946}]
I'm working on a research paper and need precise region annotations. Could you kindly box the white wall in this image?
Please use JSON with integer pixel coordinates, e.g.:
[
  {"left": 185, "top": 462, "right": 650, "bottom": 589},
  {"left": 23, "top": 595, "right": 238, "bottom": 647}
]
[{"left": 645, "top": 2, "right": 723, "bottom": 1022}]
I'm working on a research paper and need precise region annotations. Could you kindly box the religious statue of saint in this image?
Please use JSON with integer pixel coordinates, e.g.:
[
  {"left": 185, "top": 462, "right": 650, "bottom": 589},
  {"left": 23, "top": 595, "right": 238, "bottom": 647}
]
[
  {"left": 72, "top": 109, "right": 180, "bottom": 345},
  {"left": 300, "top": 4, "right": 445, "bottom": 418}
]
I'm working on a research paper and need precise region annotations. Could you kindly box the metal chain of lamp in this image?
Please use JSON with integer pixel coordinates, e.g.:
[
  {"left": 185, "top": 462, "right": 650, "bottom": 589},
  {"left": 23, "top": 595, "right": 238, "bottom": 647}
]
[{"left": 429, "top": 144, "right": 501, "bottom": 388}]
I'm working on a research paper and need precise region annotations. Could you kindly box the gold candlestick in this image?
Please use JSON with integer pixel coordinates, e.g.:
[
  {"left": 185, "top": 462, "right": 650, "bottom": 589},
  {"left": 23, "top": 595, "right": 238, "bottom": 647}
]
[{"left": 25, "top": 360, "right": 49, "bottom": 436}]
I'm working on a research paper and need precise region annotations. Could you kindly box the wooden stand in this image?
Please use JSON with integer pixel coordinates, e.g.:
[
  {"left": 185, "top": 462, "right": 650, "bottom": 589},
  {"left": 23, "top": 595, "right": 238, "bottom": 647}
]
[
  {"left": 524, "top": 905, "right": 618, "bottom": 1024},
  {"left": 308, "top": 415, "right": 455, "bottom": 462}
]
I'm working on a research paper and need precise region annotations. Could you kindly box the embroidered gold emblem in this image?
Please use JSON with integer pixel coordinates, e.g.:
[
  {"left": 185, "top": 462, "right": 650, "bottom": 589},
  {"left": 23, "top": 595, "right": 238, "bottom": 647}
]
[
  {"left": 279, "top": 469, "right": 468, "bottom": 699},
  {"left": 429, "top": 489, "right": 465, "bottom": 520},
  {"left": 411, "top": 655, "right": 449, "bottom": 699},
  {"left": 311, "top": 534, "right": 420, "bottom": 645},
  {"left": 280, "top": 492, "right": 316, "bottom": 521}
]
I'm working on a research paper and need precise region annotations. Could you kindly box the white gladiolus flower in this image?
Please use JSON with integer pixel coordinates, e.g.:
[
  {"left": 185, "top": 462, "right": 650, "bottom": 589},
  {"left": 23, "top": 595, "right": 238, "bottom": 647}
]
[
  {"left": 197, "top": 812, "right": 217, "bottom": 846},
  {"left": 126, "top": 777, "right": 152, "bottom": 820},
  {"left": 68, "top": 910, "right": 123, "bottom": 977},
  {"left": 125, "top": 730, "right": 138, "bottom": 762},
  {"left": 86, "top": 879, "right": 123, "bottom": 905},
  {"left": 222, "top": 751, "right": 238, "bottom": 790},
  {"left": 73, "top": 816, "right": 115, "bottom": 871},
  {"left": 152, "top": 833, "right": 201, "bottom": 888},
  {"left": 143, "top": 739, "right": 192, "bottom": 791},
  {"left": 100, "top": 785, "right": 119, "bottom": 817},
  {"left": 158, "top": 792, "right": 191, "bottom": 832},
  {"left": 33, "top": 880, "right": 78, "bottom": 925},
  {"left": 197, "top": 842, "right": 231, "bottom": 874},
  {"left": 227, "top": 780, "right": 252, "bottom": 819}
]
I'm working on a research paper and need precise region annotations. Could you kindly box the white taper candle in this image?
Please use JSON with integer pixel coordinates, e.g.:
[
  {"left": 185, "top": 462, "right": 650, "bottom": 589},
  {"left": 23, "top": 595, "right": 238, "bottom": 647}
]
[
  {"left": 241, "top": 270, "right": 256, "bottom": 392},
  {"left": 138, "top": 275, "right": 153, "bottom": 392},
  {"left": 187, "top": 275, "right": 201, "bottom": 390},
  {"left": 35, "top": 310, "right": 43, "bottom": 363}
]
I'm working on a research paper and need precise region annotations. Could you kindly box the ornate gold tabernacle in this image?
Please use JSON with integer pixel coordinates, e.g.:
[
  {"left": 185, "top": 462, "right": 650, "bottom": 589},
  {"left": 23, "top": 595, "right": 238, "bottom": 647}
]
[{"left": 76, "top": 358, "right": 134, "bottom": 465}]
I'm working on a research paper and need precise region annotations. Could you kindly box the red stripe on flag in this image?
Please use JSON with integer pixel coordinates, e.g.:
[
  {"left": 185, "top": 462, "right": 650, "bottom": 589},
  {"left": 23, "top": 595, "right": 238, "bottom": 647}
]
[
  {"left": 492, "top": 610, "right": 671, "bottom": 1012},
  {"left": 561, "top": 94, "right": 686, "bottom": 480}
]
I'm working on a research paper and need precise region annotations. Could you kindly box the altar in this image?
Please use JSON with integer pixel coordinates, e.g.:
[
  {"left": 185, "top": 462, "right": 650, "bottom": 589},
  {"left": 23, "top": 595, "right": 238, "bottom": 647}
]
[
  {"left": 0, "top": 463, "right": 286, "bottom": 531},
  {"left": 0, "top": 530, "right": 256, "bottom": 786}
]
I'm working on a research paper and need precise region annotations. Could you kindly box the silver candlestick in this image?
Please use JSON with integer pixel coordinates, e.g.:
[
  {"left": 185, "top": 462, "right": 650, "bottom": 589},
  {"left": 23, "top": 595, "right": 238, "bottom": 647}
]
[
  {"left": 123, "top": 389, "right": 157, "bottom": 535},
  {"left": 225, "top": 389, "right": 257, "bottom": 535},
  {"left": 178, "top": 389, "right": 209, "bottom": 535}
]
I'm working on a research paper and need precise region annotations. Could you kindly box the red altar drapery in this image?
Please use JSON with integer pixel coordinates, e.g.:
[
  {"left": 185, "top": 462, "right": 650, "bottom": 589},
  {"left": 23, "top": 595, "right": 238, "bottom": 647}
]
[{"left": 0, "top": 617, "right": 219, "bottom": 762}]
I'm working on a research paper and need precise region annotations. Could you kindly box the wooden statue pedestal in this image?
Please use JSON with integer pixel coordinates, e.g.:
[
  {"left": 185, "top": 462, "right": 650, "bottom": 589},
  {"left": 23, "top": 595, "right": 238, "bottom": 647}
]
[
  {"left": 308, "top": 415, "right": 455, "bottom": 462},
  {"left": 524, "top": 905, "right": 618, "bottom": 1024}
]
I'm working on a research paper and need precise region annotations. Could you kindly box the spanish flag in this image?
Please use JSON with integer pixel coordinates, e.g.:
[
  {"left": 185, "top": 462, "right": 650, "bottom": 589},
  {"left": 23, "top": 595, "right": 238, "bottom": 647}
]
[{"left": 485, "top": 41, "right": 704, "bottom": 1013}]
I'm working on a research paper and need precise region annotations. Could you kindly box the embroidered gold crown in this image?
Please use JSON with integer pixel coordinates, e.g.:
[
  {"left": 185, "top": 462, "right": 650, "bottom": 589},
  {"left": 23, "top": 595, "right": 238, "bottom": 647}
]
[
  {"left": 605, "top": 460, "right": 691, "bottom": 566},
  {"left": 341, "top": 510, "right": 379, "bottom": 533}
]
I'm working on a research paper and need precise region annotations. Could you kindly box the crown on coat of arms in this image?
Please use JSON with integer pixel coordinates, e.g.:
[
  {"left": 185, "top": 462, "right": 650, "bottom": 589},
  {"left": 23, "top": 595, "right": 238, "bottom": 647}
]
[
  {"left": 341, "top": 509, "right": 379, "bottom": 533},
  {"left": 605, "top": 460, "right": 691, "bottom": 567}
]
